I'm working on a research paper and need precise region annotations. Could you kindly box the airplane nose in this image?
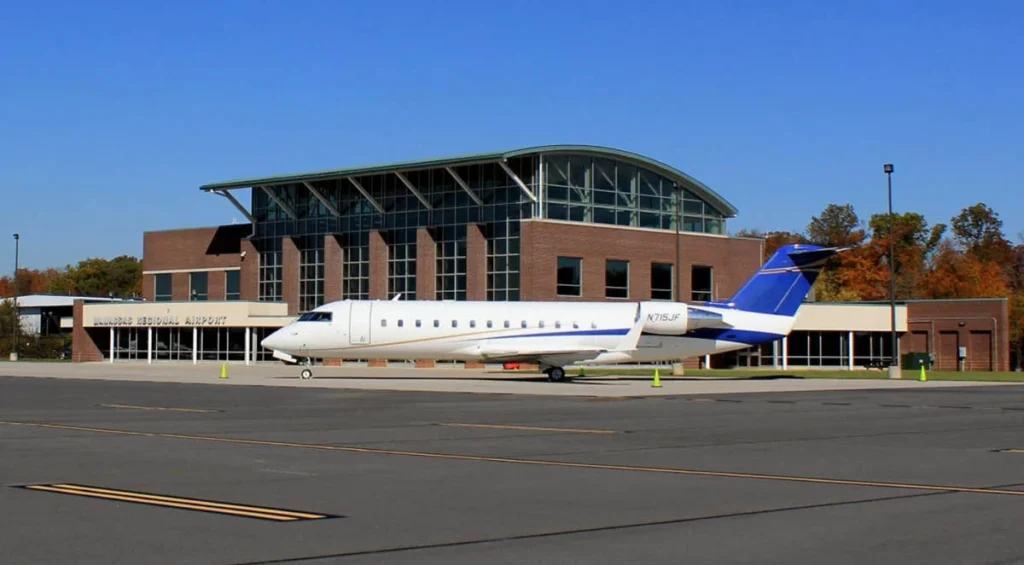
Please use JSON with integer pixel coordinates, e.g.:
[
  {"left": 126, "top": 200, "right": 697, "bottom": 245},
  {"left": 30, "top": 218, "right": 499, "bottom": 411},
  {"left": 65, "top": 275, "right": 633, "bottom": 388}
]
[{"left": 261, "top": 330, "right": 283, "bottom": 350}]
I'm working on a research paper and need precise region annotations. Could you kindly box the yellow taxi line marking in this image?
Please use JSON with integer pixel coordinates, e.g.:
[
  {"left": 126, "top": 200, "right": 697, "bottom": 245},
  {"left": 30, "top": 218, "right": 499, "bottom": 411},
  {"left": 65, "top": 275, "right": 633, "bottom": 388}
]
[
  {"left": 101, "top": 404, "right": 215, "bottom": 414},
  {"left": 998, "top": 449, "right": 1024, "bottom": 453},
  {"left": 5, "top": 420, "right": 1024, "bottom": 499},
  {"left": 439, "top": 423, "right": 617, "bottom": 435},
  {"left": 48, "top": 484, "right": 325, "bottom": 519},
  {"left": 23, "top": 485, "right": 301, "bottom": 521}
]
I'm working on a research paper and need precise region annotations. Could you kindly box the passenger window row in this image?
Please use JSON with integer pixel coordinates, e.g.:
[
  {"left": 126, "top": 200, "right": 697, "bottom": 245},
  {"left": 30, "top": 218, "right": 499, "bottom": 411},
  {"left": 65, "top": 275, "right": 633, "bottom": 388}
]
[{"left": 379, "top": 319, "right": 598, "bottom": 330}]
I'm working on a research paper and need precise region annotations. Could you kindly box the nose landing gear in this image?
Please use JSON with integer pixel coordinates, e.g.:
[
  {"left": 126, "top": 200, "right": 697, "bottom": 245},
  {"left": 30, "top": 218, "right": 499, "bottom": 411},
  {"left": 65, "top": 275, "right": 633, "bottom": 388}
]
[{"left": 299, "top": 358, "right": 314, "bottom": 379}]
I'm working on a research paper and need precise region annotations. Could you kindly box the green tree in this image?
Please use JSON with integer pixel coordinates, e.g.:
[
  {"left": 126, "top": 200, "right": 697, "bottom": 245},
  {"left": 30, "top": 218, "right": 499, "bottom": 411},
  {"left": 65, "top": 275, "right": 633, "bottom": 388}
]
[
  {"left": 950, "top": 203, "right": 1011, "bottom": 262},
  {"left": 64, "top": 256, "right": 142, "bottom": 297},
  {"left": 807, "top": 203, "right": 864, "bottom": 247}
]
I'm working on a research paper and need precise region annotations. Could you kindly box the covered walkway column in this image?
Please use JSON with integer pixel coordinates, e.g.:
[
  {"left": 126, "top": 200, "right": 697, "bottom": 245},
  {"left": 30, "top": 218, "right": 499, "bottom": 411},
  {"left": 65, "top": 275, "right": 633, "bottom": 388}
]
[
  {"left": 781, "top": 336, "right": 789, "bottom": 370},
  {"left": 109, "top": 327, "right": 114, "bottom": 363},
  {"left": 192, "top": 327, "right": 198, "bottom": 365},
  {"left": 244, "top": 327, "right": 251, "bottom": 366},
  {"left": 848, "top": 331, "right": 855, "bottom": 370},
  {"left": 147, "top": 327, "right": 153, "bottom": 364}
]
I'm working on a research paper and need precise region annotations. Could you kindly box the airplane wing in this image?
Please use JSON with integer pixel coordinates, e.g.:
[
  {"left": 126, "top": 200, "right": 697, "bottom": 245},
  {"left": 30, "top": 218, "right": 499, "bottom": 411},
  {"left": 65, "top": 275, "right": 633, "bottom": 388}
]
[
  {"left": 476, "top": 305, "right": 647, "bottom": 367},
  {"left": 479, "top": 347, "right": 611, "bottom": 367}
]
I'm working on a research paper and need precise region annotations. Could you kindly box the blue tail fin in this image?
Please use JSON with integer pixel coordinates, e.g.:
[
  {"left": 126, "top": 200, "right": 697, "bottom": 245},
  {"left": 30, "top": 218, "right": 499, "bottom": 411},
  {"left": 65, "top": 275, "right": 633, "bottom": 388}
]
[{"left": 710, "top": 244, "right": 843, "bottom": 317}]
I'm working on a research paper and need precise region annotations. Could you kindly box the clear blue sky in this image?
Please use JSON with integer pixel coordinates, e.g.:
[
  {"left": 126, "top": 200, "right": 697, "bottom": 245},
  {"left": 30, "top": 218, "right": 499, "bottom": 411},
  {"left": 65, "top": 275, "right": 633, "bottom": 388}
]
[{"left": 2, "top": 0, "right": 1022, "bottom": 270}]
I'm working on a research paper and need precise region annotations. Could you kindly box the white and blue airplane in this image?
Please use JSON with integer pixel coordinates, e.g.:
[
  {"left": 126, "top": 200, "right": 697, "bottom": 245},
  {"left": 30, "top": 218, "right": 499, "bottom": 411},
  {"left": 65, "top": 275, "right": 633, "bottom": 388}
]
[{"left": 261, "top": 244, "right": 842, "bottom": 381}]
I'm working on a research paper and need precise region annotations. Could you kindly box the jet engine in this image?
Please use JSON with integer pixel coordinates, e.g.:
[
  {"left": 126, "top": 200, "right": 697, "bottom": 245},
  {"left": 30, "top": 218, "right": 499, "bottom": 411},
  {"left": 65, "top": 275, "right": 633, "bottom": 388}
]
[{"left": 639, "top": 302, "right": 732, "bottom": 335}]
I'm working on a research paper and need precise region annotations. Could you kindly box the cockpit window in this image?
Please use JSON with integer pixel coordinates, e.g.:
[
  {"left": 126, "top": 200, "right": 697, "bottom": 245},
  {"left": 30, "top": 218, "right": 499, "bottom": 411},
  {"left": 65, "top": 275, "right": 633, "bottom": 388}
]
[{"left": 297, "top": 311, "right": 332, "bottom": 322}]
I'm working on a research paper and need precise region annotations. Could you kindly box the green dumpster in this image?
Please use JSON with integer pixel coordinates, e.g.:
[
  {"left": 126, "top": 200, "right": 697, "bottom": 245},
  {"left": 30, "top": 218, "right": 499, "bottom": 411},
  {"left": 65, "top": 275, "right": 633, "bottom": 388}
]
[{"left": 902, "top": 352, "right": 932, "bottom": 370}]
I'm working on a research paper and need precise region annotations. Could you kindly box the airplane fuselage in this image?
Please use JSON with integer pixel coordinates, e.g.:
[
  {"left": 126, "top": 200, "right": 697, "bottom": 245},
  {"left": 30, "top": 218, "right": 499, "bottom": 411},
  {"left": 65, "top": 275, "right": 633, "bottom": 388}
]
[{"left": 265, "top": 299, "right": 794, "bottom": 364}]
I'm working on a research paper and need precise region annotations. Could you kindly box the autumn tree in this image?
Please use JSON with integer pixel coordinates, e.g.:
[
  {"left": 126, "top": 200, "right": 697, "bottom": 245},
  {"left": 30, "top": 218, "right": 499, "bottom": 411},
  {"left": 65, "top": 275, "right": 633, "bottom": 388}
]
[
  {"left": 922, "top": 239, "right": 1009, "bottom": 299},
  {"left": 868, "top": 212, "right": 945, "bottom": 299},
  {"left": 1007, "top": 242, "right": 1024, "bottom": 370}
]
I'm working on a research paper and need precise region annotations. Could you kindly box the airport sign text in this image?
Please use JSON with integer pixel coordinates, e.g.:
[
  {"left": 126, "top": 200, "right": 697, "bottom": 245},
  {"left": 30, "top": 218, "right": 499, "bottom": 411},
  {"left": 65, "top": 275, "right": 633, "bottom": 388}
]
[{"left": 91, "top": 315, "right": 229, "bottom": 327}]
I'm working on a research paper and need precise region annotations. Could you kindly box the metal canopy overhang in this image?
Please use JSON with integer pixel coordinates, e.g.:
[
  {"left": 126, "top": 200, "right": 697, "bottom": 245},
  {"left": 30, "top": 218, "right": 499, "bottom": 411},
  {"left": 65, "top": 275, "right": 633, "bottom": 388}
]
[{"left": 199, "top": 145, "right": 739, "bottom": 217}]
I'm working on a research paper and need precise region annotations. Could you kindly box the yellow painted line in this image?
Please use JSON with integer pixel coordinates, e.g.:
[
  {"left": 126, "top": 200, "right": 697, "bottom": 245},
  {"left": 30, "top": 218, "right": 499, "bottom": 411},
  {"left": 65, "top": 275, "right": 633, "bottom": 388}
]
[
  {"left": 23, "top": 485, "right": 302, "bottom": 521},
  {"left": 101, "top": 404, "right": 215, "bottom": 414},
  {"left": 439, "top": 422, "right": 617, "bottom": 435},
  {"left": 5, "top": 420, "right": 1024, "bottom": 499},
  {"left": 998, "top": 449, "right": 1024, "bottom": 453},
  {"left": 47, "top": 484, "right": 326, "bottom": 519}
]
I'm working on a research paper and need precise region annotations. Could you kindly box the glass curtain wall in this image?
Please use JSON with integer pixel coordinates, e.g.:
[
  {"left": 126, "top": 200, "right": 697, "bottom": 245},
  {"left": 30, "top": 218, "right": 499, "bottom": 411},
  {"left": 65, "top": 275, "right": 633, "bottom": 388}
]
[
  {"left": 542, "top": 155, "right": 726, "bottom": 235},
  {"left": 251, "top": 157, "right": 537, "bottom": 305}
]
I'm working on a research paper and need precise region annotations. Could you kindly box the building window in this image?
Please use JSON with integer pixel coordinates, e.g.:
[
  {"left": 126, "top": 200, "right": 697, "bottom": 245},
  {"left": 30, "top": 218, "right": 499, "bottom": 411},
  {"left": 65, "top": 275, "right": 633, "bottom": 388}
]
[
  {"left": 225, "top": 270, "right": 241, "bottom": 301},
  {"left": 605, "top": 260, "right": 629, "bottom": 299},
  {"left": 259, "top": 239, "right": 283, "bottom": 302},
  {"left": 154, "top": 274, "right": 172, "bottom": 301},
  {"left": 542, "top": 155, "right": 727, "bottom": 235},
  {"left": 299, "top": 239, "right": 325, "bottom": 313},
  {"left": 557, "top": 257, "right": 582, "bottom": 296},
  {"left": 387, "top": 229, "right": 417, "bottom": 300},
  {"left": 651, "top": 263, "right": 673, "bottom": 301},
  {"left": 436, "top": 226, "right": 467, "bottom": 301},
  {"left": 190, "top": 272, "right": 208, "bottom": 301},
  {"left": 486, "top": 219, "right": 520, "bottom": 301},
  {"left": 343, "top": 232, "right": 370, "bottom": 300},
  {"left": 692, "top": 265, "right": 713, "bottom": 302}
]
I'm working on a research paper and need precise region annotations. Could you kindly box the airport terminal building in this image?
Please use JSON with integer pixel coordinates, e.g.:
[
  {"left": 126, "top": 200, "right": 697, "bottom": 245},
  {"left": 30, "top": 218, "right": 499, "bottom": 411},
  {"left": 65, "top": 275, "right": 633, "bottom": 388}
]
[{"left": 68, "top": 145, "right": 1011, "bottom": 371}]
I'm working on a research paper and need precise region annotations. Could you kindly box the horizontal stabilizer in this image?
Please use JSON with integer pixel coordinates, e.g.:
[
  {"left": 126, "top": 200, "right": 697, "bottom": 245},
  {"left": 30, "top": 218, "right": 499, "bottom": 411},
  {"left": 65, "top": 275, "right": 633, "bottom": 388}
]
[{"left": 713, "top": 244, "right": 846, "bottom": 317}]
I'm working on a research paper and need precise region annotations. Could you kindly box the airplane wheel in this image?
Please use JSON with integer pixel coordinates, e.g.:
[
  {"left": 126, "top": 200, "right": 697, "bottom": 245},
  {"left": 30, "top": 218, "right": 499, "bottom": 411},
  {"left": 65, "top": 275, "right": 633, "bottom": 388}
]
[
  {"left": 547, "top": 367, "right": 566, "bottom": 383},
  {"left": 300, "top": 368, "right": 313, "bottom": 379}
]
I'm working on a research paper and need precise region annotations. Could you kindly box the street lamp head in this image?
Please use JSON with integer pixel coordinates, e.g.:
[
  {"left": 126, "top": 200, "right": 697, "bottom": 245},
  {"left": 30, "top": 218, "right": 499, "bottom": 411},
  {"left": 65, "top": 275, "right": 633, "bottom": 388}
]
[
  {"left": 13, "top": 233, "right": 18, "bottom": 240},
  {"left": 883, "top": 164, "right": 894, "bottom": 174}
]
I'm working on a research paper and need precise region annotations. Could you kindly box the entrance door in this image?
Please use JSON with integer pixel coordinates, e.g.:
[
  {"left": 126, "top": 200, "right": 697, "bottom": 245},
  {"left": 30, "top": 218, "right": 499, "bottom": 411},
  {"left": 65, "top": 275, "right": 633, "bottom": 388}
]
[{"left": 349, "top": 301, "right": 373, "bottom": 345}]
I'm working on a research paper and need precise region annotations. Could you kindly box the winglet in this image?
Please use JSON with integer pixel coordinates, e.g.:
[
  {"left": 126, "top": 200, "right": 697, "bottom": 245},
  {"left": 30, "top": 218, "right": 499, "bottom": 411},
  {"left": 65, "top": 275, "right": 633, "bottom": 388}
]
[{"left": 613, "top": 304, "right": 646, "bottom": 351}]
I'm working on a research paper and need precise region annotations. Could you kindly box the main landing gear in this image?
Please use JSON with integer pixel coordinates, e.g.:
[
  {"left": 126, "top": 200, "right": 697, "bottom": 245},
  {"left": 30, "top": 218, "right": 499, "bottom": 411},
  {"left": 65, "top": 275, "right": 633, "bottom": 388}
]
[{"left": 544, "top": 366, "right": 567, "bottom": 383}]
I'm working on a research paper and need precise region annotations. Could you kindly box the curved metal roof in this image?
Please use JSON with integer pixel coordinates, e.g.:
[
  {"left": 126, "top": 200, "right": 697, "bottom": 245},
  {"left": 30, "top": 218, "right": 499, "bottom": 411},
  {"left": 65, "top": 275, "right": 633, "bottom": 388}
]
[{"left": 200, "top": 144, "right": 737, "bottom": 217}]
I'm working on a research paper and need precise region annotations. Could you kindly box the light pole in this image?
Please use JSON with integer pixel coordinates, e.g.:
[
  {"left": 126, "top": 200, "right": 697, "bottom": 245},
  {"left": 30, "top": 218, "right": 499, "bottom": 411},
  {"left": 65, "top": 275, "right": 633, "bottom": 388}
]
[
  {"left": 11, "top": 233, "right": 19, "bottom": 362},
  {"left": 883, "top": 164, "right": 901, "bottom": 379}
]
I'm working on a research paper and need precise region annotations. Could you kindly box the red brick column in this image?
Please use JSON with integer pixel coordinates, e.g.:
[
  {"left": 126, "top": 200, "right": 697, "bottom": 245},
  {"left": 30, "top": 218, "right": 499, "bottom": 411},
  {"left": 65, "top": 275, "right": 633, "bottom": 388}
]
[
  {"left": 282, "top": 237, "right": 300, "bottom": 314},
  {"left": 324, "top": 234, "right": 343, "bottom": 303},
  {"left": 208, "top": 270, "right": 226, "bottom": 301},
  {"left": 416, "top": 228, "right": 436, "bottom": 300},
  {"left": 171, "top": 273, "right": 189, "bottom": 301},
  {"left": 240, "top": 239, "right": 259, "bottom": 301},
  {"left": 369, "top": 231, "right": 388, "bottom": 300},
  {"left": 466, "top": 224, "right": 487, "bottom": 301},
  {"left": 71, "top": 300, "right": 102, "bottom": 362},
  {"left": 141, "top": 274, "right": 155, "bottom": 301}
]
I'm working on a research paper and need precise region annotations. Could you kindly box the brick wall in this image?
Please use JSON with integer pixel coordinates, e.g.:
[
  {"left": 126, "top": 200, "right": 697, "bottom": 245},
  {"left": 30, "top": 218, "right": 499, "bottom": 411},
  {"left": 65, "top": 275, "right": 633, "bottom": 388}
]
[
  {"left": 519, "top": 220, "right": 763, "bottom": 302},
  {"left": 466, "top": 224, "right": 487, "bottom": 300},
  {"left": 71, "top": 300, "right": 103, "bottom": 362},
  {"left": 144, "top": 225, "right": 250, "bottom": 303},
  {"left": 143, "top": 225, "right": 248, "bottom": 272},
  {"left": 905, "top": 299, "right": 1009, "bottom": 372},
  {"left": 324, "top": 235, "right": 343, "bottom": 303},
  {"left": 369, "top": 230, "right": 388, "bottom": 299},
  {"left": 282, "top": 237, "right": 299, "bottom": 314},
  {"left": 240, "top": 239, "right": 259, "bottom": 300}
]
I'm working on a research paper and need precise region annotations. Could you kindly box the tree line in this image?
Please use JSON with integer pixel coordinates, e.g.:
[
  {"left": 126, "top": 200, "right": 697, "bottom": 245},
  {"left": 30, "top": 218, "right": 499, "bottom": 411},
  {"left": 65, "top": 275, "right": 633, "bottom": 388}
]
[
  {"left": 736, "top": 202, "right": 1024, "bottom": 367},
  {"left": 0, "top": 256, "right": 142, "bottom": 299}
]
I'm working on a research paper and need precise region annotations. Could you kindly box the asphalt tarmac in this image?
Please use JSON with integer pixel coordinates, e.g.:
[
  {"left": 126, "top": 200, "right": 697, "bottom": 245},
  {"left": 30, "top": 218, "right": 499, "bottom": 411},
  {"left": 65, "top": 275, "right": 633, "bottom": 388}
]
[{"left": 3, "top": 374, "right": 1024, "bottom": 564}]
